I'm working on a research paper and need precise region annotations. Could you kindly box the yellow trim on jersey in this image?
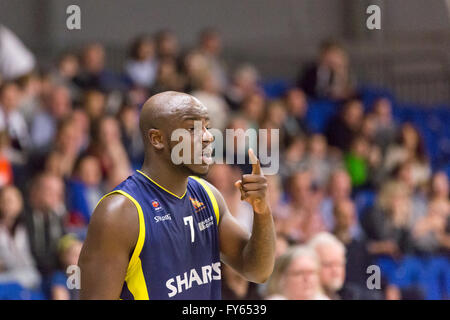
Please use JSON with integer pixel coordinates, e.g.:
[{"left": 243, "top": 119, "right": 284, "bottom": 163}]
[
  {"left": 136, "top": 170, "right": 187, "bottom": 200},
  {"left": 190, "top": 176, "right": 220, "bottom": 225},
  {"left": 95, "top": 190, "right": 149, "bottom": 300}
]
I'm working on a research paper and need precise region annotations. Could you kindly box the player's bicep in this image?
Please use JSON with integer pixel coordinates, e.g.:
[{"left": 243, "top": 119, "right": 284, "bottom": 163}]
[{"left": 78, "top": 194, "right": 138, "bottom": 300}]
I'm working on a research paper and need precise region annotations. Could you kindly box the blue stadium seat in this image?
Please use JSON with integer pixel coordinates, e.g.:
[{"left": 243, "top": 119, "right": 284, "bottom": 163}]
[
  {"left": 262, "top": 79, "right": 290, "bottom": 99},
  {"left": 305, "top": 100, "right": 338, "bottom": 133}
]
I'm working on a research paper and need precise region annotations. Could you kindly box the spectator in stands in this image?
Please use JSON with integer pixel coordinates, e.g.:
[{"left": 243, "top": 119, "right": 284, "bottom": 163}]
[
  {"left": 155, "top": 30, "right": 179, "bottom": 61},
  {"left": 197, "top": 28, "right": 228, "bottom": 93},
  {"left": 305, "top": 134, "right": 336, "bottom": 189},
  {"left": 241, "top": 92, "right": 266, "bottom": 130},
  {"left": 310, "top": 231, "right": 378, "bottom": 299},
  {"left": 0, "top": 185, "right": 41, "bottom": 290},
  {"left": 25, "top": 173, "right": 67, "bottom": 277},
  {"left": 66, "top": 155, "right": 103, "bottom": 227},
  {"left": 277, "top": 170, "right": 326, "bottom": 243},
  {"left": 275, "top": 233, "right": 290, "bottom": 259},
  {"left": 320, "top": 169, "right": 353, "bottom": 232},
  {"left": 82, "top": 89, "right": 106, "bottom": 123},
  {"left": 117, "top": 104, "right": 144, "bottom": 168},
  {"left": 50, "top": 234, "right": 82, "bottom": 300},
  {"left": 87, "top": 116, "right": 132, "bottom": 190},
  {"left": 70, "top": 109, "right": 90, "bottom": 153},
  {"left": 308, "top": 232, "right": 345, "bottom": 299},
  {"left": 74, "top": 43, "right": 122, "bottom": 92},
  {"left": 332, "top": 199, "right": 376, "bottom": 291},
  {"left": 223, "top": 115, "right": 254, "bottom": 174},
  {"left": 264, "top": 100, "right": 287, "bottom": 132},
  {"left": 207, "top": 164, "right": 254, "bottom": 234},
  {"left": 50, "top": 118, "right": 85, "bottom": 178},
  {"left": 125, "top": 34, "right": 158, "bottom": 89},
  {"left": 31, "top": 85, "right": 72, "bottom": 152},
  {"left": 325, "top": 98, "right": 364, "bottom": 152},
  {"left": 0, "top": 24, "right": 35, "bottom": 80},
  {"left": 183, "top": 50, "right": 210, "bottom": 92},
  {"left": 191, "top": 70, "right": 230, "bottom": 131},
  {"left": 371, "top": 98, "right": 398, "bottom": 153},
  {"left": 225, "top": 64, "right": 260, "bottom": 110},
  {"left": 359, "top": 114, "right": 384, "bottom": 186},
  {"left": 265, "top": 174, "right": 289, "bottom": 222},
  {"left": 283, "top": 88, "right": 309, "bottom": 139},
  {"left": 429, "top": 171, "right": 449, "bottom": 203},
  {"left": 412, "top": 199, "right": 449, "bottom": 254},
  {"left": 344, "top": 136, "right": 371, "bottom": 188},
  {"left": 0, "top": 131, "right": 14, "bottom": 187},
  {"left": 17, "top": 72, "right": 44, "bottom": 125},
  {"left": 279, "top": 135, "right": 307, "bottom": 182},
  {"left": 44, "top": 151, "right": 72, "bottom": 180},
  {"left": 265, "top": 245, "right": 328, "bottom": 300},
  {"left": 221, "top": 263, "right": 262, "bottom": 300},
  {"left": 150, "top": 57, "right": 186, "bottom": 94},
  {"left": 362, "top": 180, "right": 414, "bottom": 257},
  {"left": 0, "top": 81, "right": 31, "bottom": 158},
  {"left": 383, "top": 123, "right": 431, "bottom": 189},
  {"left": 392, "top": 161, "right": 428, "bottom": 223},
  {"left": 297, "top": 40, "right": 355, "bottom": 101},
  {"left": 50, "top": 52, "right": 80, "bottom": 102}
]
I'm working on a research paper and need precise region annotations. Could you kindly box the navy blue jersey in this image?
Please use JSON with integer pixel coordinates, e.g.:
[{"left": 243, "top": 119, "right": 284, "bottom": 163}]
[{"left": 96, "top": 170, "right": 221, "bottom": 300}]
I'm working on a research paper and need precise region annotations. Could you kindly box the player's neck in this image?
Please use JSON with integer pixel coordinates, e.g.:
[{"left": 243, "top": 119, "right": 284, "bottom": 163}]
[{"left": 140, "top": 159, "right": 189, "bottom": 198}]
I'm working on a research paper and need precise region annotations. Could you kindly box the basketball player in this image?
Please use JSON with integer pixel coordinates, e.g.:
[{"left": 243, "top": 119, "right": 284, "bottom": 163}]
[{"left": 78, "top": 91, "right": 275, "bottom": 299}]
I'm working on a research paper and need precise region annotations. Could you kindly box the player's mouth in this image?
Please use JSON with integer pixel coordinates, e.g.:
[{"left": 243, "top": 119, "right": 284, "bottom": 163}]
[{"left": 201, "top": 147, "right": 213, "bottom": 165}]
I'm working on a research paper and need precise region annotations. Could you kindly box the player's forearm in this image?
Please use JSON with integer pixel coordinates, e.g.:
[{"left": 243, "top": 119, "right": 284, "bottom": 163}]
[{"left": 241, "top": 207, "right": 276, "bottom": 283}]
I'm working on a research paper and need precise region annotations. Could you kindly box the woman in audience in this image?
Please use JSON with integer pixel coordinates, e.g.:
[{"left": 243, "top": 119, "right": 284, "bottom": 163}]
[
  {"left": 383, "top": 123, "right": 431, "bottom": 189},
  {"left": 362, "top": 181, "right": 415, "bottom": 257},
  {"left": 265, "top": 245, "right": 328, "bottom": 300},
  {"left": 0, "top": 186, "right": 41, "bottom": 291}
]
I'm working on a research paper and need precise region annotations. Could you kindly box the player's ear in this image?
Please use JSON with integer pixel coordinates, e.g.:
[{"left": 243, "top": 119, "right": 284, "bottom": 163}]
[{"left": 148, "top": 129, "right": 164, "bottom": 150}]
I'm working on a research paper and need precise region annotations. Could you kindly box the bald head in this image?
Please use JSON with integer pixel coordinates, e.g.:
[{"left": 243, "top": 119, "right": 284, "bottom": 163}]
[
  {"left": 140, "top": 91, "right": 204, "bottom": 140},
  {"left": 139, "top": 91, "right": 208, "bottom": 148}
]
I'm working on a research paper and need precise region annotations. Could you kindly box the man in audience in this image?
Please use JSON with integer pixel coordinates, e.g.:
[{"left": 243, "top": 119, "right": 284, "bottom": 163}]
[
  {"left": 25, "top": 173, "right": 67, "bottom": 278},
  {"left": 297, "top": 40, "right": 356, "bottom": 101},
  {"left": 320, "top": 169, "right": 353, "bottom": 231}
]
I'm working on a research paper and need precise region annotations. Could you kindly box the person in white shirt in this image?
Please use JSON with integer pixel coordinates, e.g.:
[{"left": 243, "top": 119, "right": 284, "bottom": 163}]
[
  {"left": 0, "top": 82, "right": 31, "bottom": 159},
  {"left": 0, "top": 185, "right": 41, "bottom": 290},
  {"left": 0, "top": 25, "right": 35, "bottom": 81},
  {"left": 124, "top": 35, "right": 158, "bottom": 89}
]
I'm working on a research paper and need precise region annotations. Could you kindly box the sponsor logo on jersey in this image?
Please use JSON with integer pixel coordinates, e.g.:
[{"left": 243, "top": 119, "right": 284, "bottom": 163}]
[
  {"left": 189, "top": 197, "right": 206, "bottom": 212},
  {"left": 154, "top": 213, "right": 172, "bottom": 223},
  {"left": 152, "top": 200, "right": 160, "bottom": 208},
  {"left": 151, "top": 200, "right": 164, "bottom": 211},
  {"left": 165, "top": 262, "right": 221, "bottom": 298},
  {"left": 198, "top": 216, "right": 214, "bottom": 231}
]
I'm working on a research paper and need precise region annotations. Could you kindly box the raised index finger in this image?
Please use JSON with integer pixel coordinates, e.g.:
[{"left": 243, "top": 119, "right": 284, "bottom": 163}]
[{"left": 248, "top": 148, "right": 262, "bottom": 176}]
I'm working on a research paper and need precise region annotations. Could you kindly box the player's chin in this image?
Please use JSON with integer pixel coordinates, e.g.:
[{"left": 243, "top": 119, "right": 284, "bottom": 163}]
[{"left": 186, "top": 163, "right": 211, "bottom": 176}]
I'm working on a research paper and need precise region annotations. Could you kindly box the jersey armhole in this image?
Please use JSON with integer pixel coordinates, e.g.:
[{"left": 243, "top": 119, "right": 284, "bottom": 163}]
[
  {"left": 189, "top": 176, "right": 220, "bottom": 225},
  {"left": 94, "top": 190, "right": 146, "bottom": 273}
]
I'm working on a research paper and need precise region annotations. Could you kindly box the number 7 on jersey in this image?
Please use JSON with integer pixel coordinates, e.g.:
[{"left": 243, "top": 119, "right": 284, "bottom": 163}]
[{"left": 183, "top": 215, "right": 195, "bottom": 243}]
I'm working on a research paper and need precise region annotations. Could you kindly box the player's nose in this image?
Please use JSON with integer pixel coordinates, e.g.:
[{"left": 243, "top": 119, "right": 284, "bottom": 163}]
[{"left": 202, "top": 127, "right": 214, "bottom": 143}]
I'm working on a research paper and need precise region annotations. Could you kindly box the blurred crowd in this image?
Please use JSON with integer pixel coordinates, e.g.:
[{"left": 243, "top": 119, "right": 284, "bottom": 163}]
[{"left": 0, "top": 24, "right": 449, "bottom": 300}]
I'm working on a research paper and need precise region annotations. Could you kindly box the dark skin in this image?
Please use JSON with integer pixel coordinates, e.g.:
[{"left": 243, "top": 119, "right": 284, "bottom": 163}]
[{"left": 78, "top": 91, "right": 276, "bottom": 299}]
